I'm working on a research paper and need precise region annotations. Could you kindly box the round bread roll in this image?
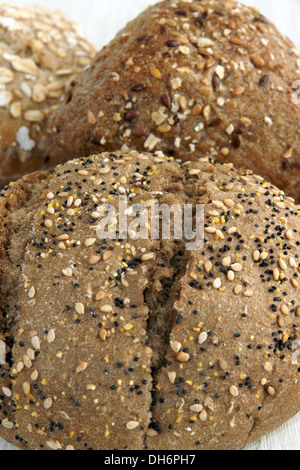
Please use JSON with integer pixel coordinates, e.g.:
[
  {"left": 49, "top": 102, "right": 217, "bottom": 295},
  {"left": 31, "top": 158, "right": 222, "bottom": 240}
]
[
  {"left": 0, "top": 4, "right": 96, "bottom": 187},
  {"left": 47, "top": 0, "right": 300, "bottom": 202},
  {"left": 0, "top": 149, "right": 299, "bottom": 450}
]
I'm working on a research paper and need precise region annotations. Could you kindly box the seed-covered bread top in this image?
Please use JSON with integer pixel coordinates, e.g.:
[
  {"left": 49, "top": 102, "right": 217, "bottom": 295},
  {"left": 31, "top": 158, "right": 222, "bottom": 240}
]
[
  {"left": 0, "top": 4, "right": 96, "bottom": 187},
  {"left": 47, "top": 0, "right": 300, "bottom": 202},
  {"left": 149, "top": 160, "right": 300, "bottom": 450},
  {"left": 0, "top": 150, "right": 299, "bottom": 450}
]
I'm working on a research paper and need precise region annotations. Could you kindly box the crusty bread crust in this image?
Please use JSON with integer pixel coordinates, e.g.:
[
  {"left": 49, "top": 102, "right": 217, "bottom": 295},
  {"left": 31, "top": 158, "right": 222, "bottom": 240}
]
[
  {"left": 0, "top": 171, "right": 48, "bottom": 447},
  {"left": 0, "top": 150, "right": 299, "bottom": 450},
  {"left": 47, "top": 0, "right": 300, "bottom": 202}
]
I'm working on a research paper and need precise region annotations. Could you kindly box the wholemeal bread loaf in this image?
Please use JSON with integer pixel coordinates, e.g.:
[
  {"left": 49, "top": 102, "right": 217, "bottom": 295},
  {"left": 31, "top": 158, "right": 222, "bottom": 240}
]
[
  {"left": 46, "top": 0, "right": 300, "bottom": 202},
  {"left": 0, "top": 4, "right": 96, "bottom": 187},
  {"left": 0, "top": 149, "right": 299, "bottom": 450}
]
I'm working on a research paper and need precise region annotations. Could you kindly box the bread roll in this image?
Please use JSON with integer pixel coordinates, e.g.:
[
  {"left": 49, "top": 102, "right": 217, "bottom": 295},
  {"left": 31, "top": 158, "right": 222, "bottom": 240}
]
[
  {"left": 47, "top": 0, "right": 300, "bottom": 202},
  {"left": 0, "top": 4, "right": 96, "bottom": 187},
  {"left": 0, "top": 150, "right": 299, "bottom": 450}
]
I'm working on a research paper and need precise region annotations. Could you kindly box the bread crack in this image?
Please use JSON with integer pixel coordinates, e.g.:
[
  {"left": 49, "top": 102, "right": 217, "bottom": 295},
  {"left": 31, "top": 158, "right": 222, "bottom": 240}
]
[{"left": 142, "top": 240, "right": 190, "bottom": 439}]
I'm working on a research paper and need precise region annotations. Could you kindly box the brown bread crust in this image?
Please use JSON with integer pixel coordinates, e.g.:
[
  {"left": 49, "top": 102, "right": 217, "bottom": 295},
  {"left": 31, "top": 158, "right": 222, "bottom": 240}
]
[
  {"left": 47, "top": 0, "right": 300, "bottom": 202},
  {"left": 0, "top": 150, "right": 299, "bottom": 450},
  {"left": 0, "top": 171, "right": 48, "bottom": 448}
]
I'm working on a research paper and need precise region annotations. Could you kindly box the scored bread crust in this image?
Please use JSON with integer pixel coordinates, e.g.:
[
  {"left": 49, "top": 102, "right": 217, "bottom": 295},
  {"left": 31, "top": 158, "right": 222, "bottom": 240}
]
[
  {"left": 0, "top": 4, "right": 96, "bottom": 187},
  {"left": 47, "top": 0, "right": 300, "bottom": 202},
  {"left": 0, "top": 150, "right": 299, "bottom": 450}
]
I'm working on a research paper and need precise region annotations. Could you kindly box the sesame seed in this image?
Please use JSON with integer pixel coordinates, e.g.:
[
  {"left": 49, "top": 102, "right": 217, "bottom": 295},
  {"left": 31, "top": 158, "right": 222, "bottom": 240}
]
[
  {"left": 28, "top": 286, "right": 36, "bottom": 299},
  {"left": 213, "top": 278, "right": 222, "bottom": 289},
  {"left": 229, "top": 385, "right": 239, "bottom": 397},
  {"left": 190, "top": 404, "right": 203, "bottom": 413},
  {"left": 88, "top": 255, "right": 101, "bottom": 265},
  {"left": 267, "top": 386, "right": 276, "bottom": 396},
  {"left": 75, "top": 303, "right": 85, "bottom": 315},
  {"left": 57, "top": 234, "right": 69, "bottom": 241},
  {"left": 199, "top": 409, "right": 208, "bottom": 421},
  {"left": 167, "top": 371, "right": 177, "bottom": 384},
  {"left": 280, "top": 305, "right": 289, "bottom": 316},
  {"left": 99, "top": 329, "right": 107, "bottom": 341},
  {"left": 278, "top": 259, "right": 287, "bottom": 271},
  {"left": 204, "top": 261, "right": 213, "bottom": 273},
  {"left": 76, "top": 362, "right": 88, "bottom": 374},
  {"left": 126, "top": 421, "right": 140, "bottom": 430},
  {"left": 95, "top": 291, "right": 105, "bottom": 301},
  {"left": 218, "top": 359, "right": 228, "bottom": 371},
  {"left": 285, "top": 230, "right": 293, "bottom": 240},
  {"left": 224, "top": 199, "right": 235, "bottom": 208},
  {"left": 244, "top": 289, "right": 254, "bottom": 297},
  {"left": 234, "top": 285, "right": 243, "bottom": 295},
  {"left": 31, "top": 370, "right": 38, "bottom": 381},
  {"left": 222, "top": 256, "right": 231, "bottom": 267},
  {"left": 100, "top": 305, "right": 113, "bottom": 314},
  {"left": 23, "top": 381, "right": 31, "bottom": 395},
  {"left": 23, "top": 355, "right": 32, "bottom": 368},
  {"left": 231, "top": 263, "right": 243, "bottom": 272},
  {"left": 264, "top": 362, "right": 273, "bottom": 372},
  {"left": 199, "top": 332, "right": 208, "bottom": 345},
  {"left": 141, "top": 253, "right": 155, "bottom": 261},
  {"left": 31, "top": 336, "right": 40, "bottom": 350},
  {"left": 47, "top": 329, "right": 55, "bottom": 344},
  {"left": 85, "top": 238, "right": 96, "bottom": 247},
  {"left": 2, "top": 386, "right": 12, "bottom": 398},
  {"left": 44, "top": 398, "right": 53, "bottom": 409}
]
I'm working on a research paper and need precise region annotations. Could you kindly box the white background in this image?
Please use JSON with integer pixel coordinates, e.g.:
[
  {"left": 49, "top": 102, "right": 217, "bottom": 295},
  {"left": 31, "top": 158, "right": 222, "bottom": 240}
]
[{"left": 0, "top": 0, "right": 300, "bottom": 451}]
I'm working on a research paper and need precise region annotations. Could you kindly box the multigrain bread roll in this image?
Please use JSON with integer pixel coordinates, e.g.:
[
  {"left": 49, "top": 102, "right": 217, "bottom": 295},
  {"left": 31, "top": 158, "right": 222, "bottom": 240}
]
[
  {"left": 0, "top": 150, "right": 299, "bottom": 450},
  {"left": 0, "top": 4, "right": 96, "bottom": 187},
  {"left": 47, "top": 0, "right": 300, "bottom": 202}
]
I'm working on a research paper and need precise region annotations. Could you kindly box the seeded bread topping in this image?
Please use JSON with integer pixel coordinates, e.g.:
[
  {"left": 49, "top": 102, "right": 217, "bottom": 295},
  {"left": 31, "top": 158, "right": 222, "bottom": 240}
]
[
  {"left": 0, "top": 150, "right": 299, "bottom": 450},
  {"left": 0, "top": 4, "right": 96, "bottom": 187},
  {"left": 47, "top": 0, "right": 300, "bottom": 202}
]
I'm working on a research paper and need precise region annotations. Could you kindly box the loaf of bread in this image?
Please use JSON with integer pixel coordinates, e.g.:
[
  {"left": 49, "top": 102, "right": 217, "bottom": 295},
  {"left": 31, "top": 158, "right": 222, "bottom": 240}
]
[
  {"left": 46, "top": 0, "right": 300, "bottom": 202},
  {"left": 0, "top": 4, "right": 96, "bottom": 187},
  {"left": 0, "top": 150, "right": 299, "bottom": 450}
]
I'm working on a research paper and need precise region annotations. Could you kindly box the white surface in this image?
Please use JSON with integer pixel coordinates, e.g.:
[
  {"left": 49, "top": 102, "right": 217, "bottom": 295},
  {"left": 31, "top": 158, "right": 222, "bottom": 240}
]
[{"left": 0, "top": 0, "right": 300, "bottom": 451}]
